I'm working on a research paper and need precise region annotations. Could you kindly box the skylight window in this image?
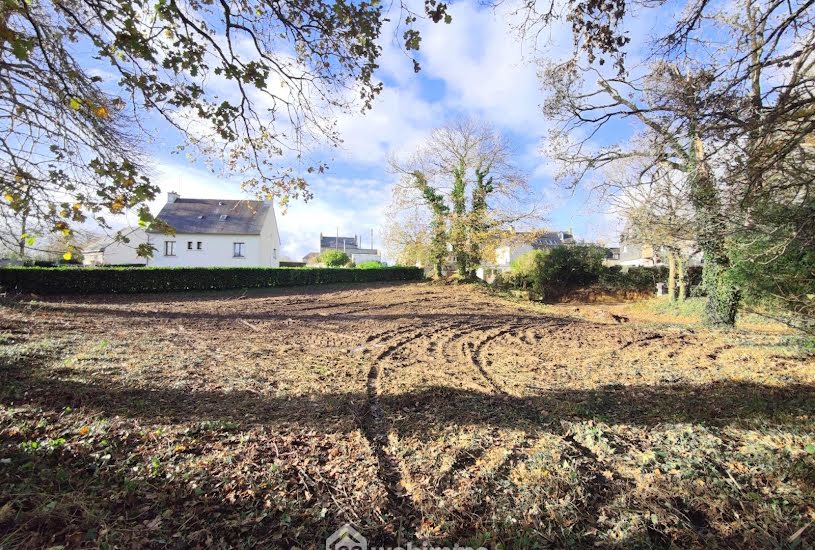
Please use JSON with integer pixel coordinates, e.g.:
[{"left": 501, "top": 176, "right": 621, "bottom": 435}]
[{"left": 219, "top": 214, "right": 228, "bottom": 221}]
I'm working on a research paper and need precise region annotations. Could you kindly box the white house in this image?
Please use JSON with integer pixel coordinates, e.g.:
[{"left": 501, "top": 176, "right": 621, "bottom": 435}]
[
  {"left": 147, "top": 192, "right": 281, "bottom": 267},
  {"left": 493, "top": 230, "right": 576, "bottom": 270},
  {"left": 83, "top": 228, "right": 149, "bottom": 266},
  {"left": 611, "top": 237, "right": 703, "bottom": 268}
]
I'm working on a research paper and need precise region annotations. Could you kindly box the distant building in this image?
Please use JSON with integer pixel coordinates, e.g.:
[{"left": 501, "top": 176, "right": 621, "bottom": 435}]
[
  {"left": 611, "top": 236, "right": 703, "bottom": 268},
  {"left": 493, "top": 230, "right": 576, "bottom": 268},
  {"left": 320, "top": 233, "right": 381, "bottom": 264},
  {"left": 473, "top": 229, "right": 577, "bottom": 281}
]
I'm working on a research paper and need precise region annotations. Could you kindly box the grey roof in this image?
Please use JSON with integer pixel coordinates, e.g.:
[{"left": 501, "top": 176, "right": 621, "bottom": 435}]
[
  {"left": 151, "top": 199, "right": 271, "bottom": 235},
  {"left": 531, "top": 231, "right": 573, "bottom": 248},
  {"left": 502, "top": 230, "right": 574, "bottom": 248},
  {"left": 321, "top": 235, "right": 358, "bottom": 249}
]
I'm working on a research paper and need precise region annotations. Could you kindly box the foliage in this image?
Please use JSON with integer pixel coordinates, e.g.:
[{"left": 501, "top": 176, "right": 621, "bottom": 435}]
[
  {"left": 319, "top": 250, "right": 351, "bottom": 267},
  {"left": 0, "top": 266, "right": 423, "bottom": 294},
  {"left": 729, "top": 229, "right": 815, "bottom": 333},
  {"left": 356, "top": 261, "right": 384, "bottom": 269},
  {"left": 530, "top": 245, "right": 607, "bottom": 296},
  {"left": 508, "top": 250, "right": 541, "bottom": 289},
  {"left": 507, "top": 248, "right": 685, "bottom": 295},
  {"left": 599, "top": 265, "right": 669, "bottom": 291},
  {"left": 0, "top": 0, "right": 451, "bottom": 256}
]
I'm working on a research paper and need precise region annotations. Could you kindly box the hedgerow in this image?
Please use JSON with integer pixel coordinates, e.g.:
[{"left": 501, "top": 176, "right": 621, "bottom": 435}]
[{"left": 0, "top": 266, "right": 424, "bottom": 295}]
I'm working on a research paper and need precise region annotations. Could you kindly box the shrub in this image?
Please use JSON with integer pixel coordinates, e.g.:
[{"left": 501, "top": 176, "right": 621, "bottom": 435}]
[
  {"left": 531, "top": 245, "right": 607, "bottom": 296},
  {"left": 508, "top": 250, "right": 540, "bottom": 288},
  {"left": 0, "top": 266, "right": 424, "bottom": 294},
  {"left": 599, "top": 265, "right": 669, "bottom": 291},
  {"left": 320, "top": 250, "right": 351, "bottom": 267},
  {"left": 357, "top": 261, "right": 384, "bottom": 269}
]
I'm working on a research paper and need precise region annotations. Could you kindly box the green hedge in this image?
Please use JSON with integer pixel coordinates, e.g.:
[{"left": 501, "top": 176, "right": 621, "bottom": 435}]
[{"left": 0, "top": 266, "right": 424, "bottom": 294}]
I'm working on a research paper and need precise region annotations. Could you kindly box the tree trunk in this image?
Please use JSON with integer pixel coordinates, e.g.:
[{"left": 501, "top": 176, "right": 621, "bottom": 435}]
[
  {"left": 667, "top": 252, "right": 677, "bottom": 302},
  {"left": 677, "top": 255, "right": 687, "bottom": 302},
  {"left": 690, "top": 135, "right": 740, "bottom": 326},
  {"left": 17, "top": 214, "right": 27, "bottom": 258}
]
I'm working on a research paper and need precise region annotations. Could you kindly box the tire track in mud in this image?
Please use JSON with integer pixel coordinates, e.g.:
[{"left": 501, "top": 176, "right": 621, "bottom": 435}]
[
  {"left": 357, "top": 328, "right": 428, "bottom": 543},
  {"left": 356, "top": 313, "right": 580, "bottom": 540}
]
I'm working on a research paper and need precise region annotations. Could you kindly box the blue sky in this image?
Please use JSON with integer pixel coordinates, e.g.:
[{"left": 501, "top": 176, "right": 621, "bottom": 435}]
[{"left": 132, "top": 2, "right": 631, "bottom": 261}]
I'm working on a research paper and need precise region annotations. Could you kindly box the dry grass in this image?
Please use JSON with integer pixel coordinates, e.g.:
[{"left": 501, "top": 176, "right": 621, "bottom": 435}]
[{"left": 1, "top": 283, "right": 813, "bottom": 548}]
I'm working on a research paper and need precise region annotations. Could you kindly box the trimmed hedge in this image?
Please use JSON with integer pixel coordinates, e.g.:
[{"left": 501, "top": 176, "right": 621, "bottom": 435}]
[{"left": 0, "top": 266, "right": 424, "bottom": 294}]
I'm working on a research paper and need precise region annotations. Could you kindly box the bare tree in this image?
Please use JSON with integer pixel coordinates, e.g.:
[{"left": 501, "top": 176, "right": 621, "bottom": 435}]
[
  {"left": 610, "top": 159, "right": 696, "bottom": 300},
  {"left": 390, "top": 119, "right": 539, "bottom": 277}
]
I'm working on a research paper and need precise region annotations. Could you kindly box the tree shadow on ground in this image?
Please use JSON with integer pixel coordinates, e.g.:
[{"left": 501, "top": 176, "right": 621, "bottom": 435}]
[{"left": 3, "top": 356, "right": 813, "bottom": 435}]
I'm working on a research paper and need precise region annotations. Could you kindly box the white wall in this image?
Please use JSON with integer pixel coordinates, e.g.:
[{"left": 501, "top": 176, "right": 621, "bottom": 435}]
[
  {"left": 148, "top": 233, "right": 266, "bottom": 267},
  {"left": 83, "top": 230, "right": 148, "bottom": 266},
  {"left": 351, "top": 252, "right": 381, "bottom": 264},
  {"left": 495, "top": 243, "right": 533, "bottom": 267},
  {"left": 257, "top": 202, "right": 281, "bottom": 267},
  {"left": 146, "top": 200, "right": 282, "bottom": 268}
]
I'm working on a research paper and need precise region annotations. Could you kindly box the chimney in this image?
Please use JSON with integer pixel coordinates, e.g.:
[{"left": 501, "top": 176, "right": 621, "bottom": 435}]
[{"left": 167, "top": 191, "right": 179, "bottom": 203}]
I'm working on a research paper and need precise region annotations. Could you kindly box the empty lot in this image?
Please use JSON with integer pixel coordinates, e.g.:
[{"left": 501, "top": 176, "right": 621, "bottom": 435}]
[{"left": 1, "top": 282, "right": 814, "bottom": 548}]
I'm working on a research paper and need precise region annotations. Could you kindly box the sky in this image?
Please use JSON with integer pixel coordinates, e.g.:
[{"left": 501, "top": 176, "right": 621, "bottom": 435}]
[{"left": 133, "top": 2, "right": 632, "bottom": 262}]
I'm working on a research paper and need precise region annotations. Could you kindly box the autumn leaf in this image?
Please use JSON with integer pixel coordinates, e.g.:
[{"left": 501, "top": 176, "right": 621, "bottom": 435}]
[
  {"left": 69, "top": 97, "right": 82, "bottom": 110},
  {"left": 94, "top": 105, "right": 109, "bottom": 118},
  {"left": 63, "top": 251, "right": 72, "bottom": 261}
]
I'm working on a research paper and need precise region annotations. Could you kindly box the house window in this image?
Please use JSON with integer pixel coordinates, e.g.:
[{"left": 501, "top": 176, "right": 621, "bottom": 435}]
[
  {"left": 187, "top": 241, "right": 193, "bottom": 250},
  {"left": 196, "top": 242, "right": 202, "bottom": 250},
  {"left": 273, "top": 248, "right": 277, "bottom": 259},
  {"left": 164, "top": 241, "right": 176, "bottom": 256},
  {"left": 233, "top": 242, "right": 245, "bottom": 258}
]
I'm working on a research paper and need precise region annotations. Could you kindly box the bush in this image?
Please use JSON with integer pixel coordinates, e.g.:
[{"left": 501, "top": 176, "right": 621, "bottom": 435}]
[
  {"left": 529, "top": 245, "right": 607, "bottom": 296},
  {"left": 0, "top": 266, "right": 424, "bottom": 294},
  {"left": 320, "top": 250, "right": 351, "bottom": 267},
  {"left": 357, "top": 261, "right": 384, "bottom": 269},
  {"left": 599, "top": 265, "right": 669, "bottom": 291},
  {"left": 508, "top": 250, "right": 540, "bottom": 288},
  {"left": 505, "top": 245, "right": 682, "bottom": 297}
]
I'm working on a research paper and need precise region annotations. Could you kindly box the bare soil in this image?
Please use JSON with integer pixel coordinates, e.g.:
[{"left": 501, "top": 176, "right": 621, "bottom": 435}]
[{"left": 1, "top": 282, "right": 813, "bottom": 548}]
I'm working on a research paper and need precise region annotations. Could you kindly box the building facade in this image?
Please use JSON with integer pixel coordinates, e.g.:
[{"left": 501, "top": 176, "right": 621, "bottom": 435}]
[{"left": 147, "top": 193, "right": 281, "bottom": 268}]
